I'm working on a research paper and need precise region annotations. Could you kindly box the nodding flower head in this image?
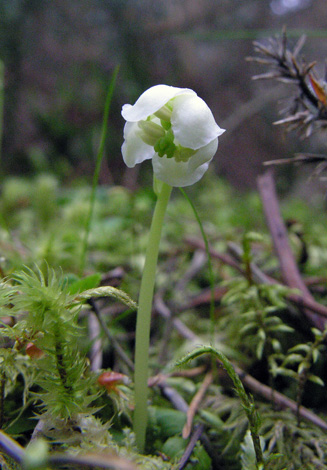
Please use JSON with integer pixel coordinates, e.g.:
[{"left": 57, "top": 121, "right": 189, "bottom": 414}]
[{"left": 121, "top": 85, "right": 225, "bottom": 187}]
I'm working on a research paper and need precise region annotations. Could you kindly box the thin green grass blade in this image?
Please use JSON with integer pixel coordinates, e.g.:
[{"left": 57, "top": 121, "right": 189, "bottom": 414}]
[
  {"left": 179, "top": 188, "right": 216, "bottom": 345},
  {"left": 0, "top": 60, "right": 4, "bottom": 173},
  {"left": 79, "top": 65, "right": 120, "bottom": 275}
]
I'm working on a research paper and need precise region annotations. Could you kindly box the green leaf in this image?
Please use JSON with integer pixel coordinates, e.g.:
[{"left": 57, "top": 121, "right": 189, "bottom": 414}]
[
  {"left": 256, "top": 339, "right": 265, "bottom": 360},
  {"left": 161, "top": 436, "right": 186, "bottom": 460},
  {"left": 148, "top": 407, "right": 186, "bottom": 438},
  {"left": 283, "top": 354, "right": 303, "bottom": 365},
  {"left": 199, "top": 409, "right": 224, "bottom": 429},
  {"left": 312, "top": 348, "right": 320, "bottom": 363},
  {"left": 271, "top": 338, "right": 282, "bottom": 352},
  {"left": 67, "top": 273, "right": 102, "bottom": 295},
  {"left": 267, "top": 324, "right": 294, "bottom": 333},
  {"left": 289, "top": 344, "right": 311, "bottom": 354},
  {"left": 240, "top": 322, "right": 258, "bottom": 335},
  {"left": 187, "top": 443, "right": 212, "bottom": 470},
  {"left": 307, "top": 374, "right": 324, "bottom": 386},
  {"left": 274, "top": 367, "right": 298, "bottom": 379}
]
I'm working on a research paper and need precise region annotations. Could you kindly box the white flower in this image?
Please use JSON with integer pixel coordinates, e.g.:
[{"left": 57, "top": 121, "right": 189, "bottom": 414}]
[{"left": 121, "top": 84, "right": 225, "bottom": 187}]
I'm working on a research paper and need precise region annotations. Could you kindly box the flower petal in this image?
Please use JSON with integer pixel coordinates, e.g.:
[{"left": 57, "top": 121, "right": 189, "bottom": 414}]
[
  {"left": 152, "top": 137, "right": 218, "bottom": 187},
  {"left": 171, "top": 95, "right": 225, "bottom": 150},
  {"left": 121, "top": 122, "right": 155, "bottom": 168},
  {"left": 122, "top": 85, "right": 195, "bottom": 122}
]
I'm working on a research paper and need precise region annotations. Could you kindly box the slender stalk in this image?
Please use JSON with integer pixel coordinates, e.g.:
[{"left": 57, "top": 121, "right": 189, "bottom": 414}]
[
  {"left": 179, "top": 188, "right": 216, "bottom": 345},
  {"left": 79, "top": 65, "right": 119, "bottom": 275},
  {"left": 0, "top": 60, "right": 4, "bottom": 176},
  {"left": 133, "top": 182, "right": 172, "bottom": 452}
]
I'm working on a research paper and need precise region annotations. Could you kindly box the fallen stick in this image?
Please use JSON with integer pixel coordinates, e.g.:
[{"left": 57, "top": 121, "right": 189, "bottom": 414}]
[{"left": 257, "top": 170, "right": 326, "bottom": 330}]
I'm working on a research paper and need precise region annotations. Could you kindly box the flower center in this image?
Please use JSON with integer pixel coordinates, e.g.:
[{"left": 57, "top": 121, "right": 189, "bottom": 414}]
[
  {"left": 138, "top": 104, "right": 196, "bottom": 163},
  {"left": 137, "top": 120, "right": 165, "bottom": 146}
]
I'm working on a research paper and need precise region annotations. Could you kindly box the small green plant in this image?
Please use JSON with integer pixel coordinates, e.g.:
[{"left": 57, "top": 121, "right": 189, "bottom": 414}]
[
  {"left": 271, "top": 326, "right": 327, "bottom": 423},
  {"left": 0, "top": 266, "right": 136, "bottom": 430},
  {"left": 222, "top": 233, "right": 294, "bottom": 378}
]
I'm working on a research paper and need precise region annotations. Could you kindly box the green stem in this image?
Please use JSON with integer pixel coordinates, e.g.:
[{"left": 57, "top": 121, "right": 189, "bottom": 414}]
[
  {"left": 79, "top": 65, "right": 119, "bottom": 275},
  {"left": 133, "top": 182, "right": 172, "bottom": 452},
  {"left": 0, "top": 60, "right": 4, "bottom": 178},
  {"left": 179, "top": 188, "right": 216, "bottom": 345}
]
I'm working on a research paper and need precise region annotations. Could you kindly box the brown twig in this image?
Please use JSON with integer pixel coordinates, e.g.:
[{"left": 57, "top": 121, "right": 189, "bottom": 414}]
[
  {"left": 257, "top": 170, "right": 326, "bottom": 330},
  {"left": 182, "top": 371, "right": 213, "bottom": 439},
  {"left": 178, "top": 423, "right": 205, "bottom": 470},
  {"left": 158, "top": 382, "right": 189, "bottom": 414},
  {"left": 88, "top": 312, "right": 103, "bottom": 371}
]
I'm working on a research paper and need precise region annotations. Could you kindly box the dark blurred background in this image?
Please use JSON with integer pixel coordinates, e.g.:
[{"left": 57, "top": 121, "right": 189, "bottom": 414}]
[{"left": 1, "top": 0, "right": 326, "bottom": 190}]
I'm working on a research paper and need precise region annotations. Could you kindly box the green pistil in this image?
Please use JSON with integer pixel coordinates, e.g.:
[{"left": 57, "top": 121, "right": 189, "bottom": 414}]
[
  {"left": 139, "top": 115, "right": 196, "bottom": 163},
  {"left": 138, "top": 120, "right": 165, "bottom": 146},
  {"left": 154, "top": 103, "right": 173, "bottom": 121},
  {"left": 154, "top": 129, "right": 176, "bottom": 158}
]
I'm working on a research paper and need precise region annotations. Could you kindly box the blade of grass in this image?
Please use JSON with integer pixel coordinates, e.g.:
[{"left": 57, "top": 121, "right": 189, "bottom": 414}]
[
  {"left": 0, "top": 60, "right": 4, "bottom": 177},
  {"left": 0, "top": 60, "right": 8, "bottom": 233},
  {"left": 179, "top": 188, "right": 216, "bottom": 346},
  {"left": 79, "top": 65, "right": 120, "bottom": 275}
]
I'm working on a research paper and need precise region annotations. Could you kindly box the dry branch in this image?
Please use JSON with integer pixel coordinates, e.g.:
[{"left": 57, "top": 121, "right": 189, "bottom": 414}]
[{"left": 257, "top": 170, "right": 326, "bottom": 330}]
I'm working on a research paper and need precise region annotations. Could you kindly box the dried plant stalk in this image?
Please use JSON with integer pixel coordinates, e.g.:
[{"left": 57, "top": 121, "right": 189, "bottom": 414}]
[{"left": 248, "top": 28, "right": 327, "bottom": 138}]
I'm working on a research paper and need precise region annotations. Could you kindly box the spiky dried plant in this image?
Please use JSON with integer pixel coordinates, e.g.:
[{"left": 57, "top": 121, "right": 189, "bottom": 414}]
[
  {"left": 248, "top": 28, "right": 327, "bottom": 138},
  {"left": 248, "top": 28, "right": 327, "bottom": 179}
]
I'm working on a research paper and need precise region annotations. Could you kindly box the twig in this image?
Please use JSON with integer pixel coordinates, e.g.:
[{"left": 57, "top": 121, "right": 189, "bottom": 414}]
[
  {"left": 88, "top": 299, "right": 134, "bottom": 372},
  {"left": 257, "top": 170, "right": 326, "bottom": 330},
  {"left": 0, "top": 430, "right": 25, "bottom": 464},
  {"left": 157, "top": 381, "right": 189, "bottom": 413},
  {"left": 182, "top": 371, "right": 213, "bottom": 439},
  {"left": 88, "top": 312, "right": 103, "bottom": 371},
  {"left": 154, "top": 295, "right": 196, "bottom": 341},
  {"left": 178, "top": 423, "right": 205, "bottom": 470}
]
